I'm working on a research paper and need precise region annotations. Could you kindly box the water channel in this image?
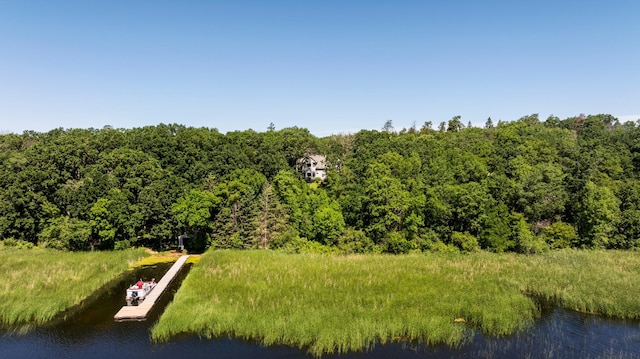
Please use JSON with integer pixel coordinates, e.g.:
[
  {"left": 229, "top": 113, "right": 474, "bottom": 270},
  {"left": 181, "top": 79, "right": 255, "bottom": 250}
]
[{"left": 2, "top": 263, "right": 640, "bottom": 358}]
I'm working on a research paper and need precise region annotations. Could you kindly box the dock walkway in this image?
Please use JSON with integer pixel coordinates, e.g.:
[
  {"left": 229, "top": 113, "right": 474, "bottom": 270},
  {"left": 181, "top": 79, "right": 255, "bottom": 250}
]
[{"left": 114, "top": 255, "right": 189, "bottom": 321}]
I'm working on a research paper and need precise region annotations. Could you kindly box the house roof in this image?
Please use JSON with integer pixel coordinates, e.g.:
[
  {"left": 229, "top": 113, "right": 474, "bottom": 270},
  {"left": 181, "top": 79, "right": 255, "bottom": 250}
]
[{"left": 297, "top": 154, "right": 326, "bottom": 168}]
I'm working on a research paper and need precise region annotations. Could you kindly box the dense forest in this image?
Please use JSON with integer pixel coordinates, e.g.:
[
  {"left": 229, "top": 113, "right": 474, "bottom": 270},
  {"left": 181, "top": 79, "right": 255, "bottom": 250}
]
[{"left": 2, "top": 114, "right": 640, "bottom": 253}]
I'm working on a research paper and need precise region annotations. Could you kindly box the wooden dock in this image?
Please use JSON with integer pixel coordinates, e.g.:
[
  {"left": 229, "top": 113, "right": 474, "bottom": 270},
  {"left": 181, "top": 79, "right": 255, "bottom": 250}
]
[{"left": 114, "top": 255, "right": 189, "bottom": 321}]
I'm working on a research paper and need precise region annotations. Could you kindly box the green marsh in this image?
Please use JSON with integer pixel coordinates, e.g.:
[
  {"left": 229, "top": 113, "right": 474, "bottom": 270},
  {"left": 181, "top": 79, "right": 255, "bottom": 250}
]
[
  {"left": 152, "top": 250, "right": 640, "bottom": 356},
  {"left": 0, "top": 247, "right": 147, "bottom": 329}
]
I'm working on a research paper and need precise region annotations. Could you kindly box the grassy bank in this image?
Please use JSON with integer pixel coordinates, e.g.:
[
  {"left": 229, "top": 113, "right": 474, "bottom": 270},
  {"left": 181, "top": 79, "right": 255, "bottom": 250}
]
[
  {"left": 151, "top": 250, "right": 640, "bottom": 356},
  {"left": 0, "top": 247, "right": 147, "bottom": 329},
  {"left": 518, "top": 250, "right": 640, "bottom": 318}
]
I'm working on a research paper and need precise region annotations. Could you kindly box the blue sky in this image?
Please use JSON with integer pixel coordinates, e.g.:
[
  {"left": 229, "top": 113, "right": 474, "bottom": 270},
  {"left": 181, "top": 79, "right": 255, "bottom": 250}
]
[{"left": 1, "top": 1, "right": 638, "bottom": 136}]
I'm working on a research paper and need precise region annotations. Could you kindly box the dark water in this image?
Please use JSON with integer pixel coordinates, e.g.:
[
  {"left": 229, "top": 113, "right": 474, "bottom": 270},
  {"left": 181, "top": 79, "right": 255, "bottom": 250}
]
[{"left": 2, "top": 265, "right": 640, "bottom": 359}]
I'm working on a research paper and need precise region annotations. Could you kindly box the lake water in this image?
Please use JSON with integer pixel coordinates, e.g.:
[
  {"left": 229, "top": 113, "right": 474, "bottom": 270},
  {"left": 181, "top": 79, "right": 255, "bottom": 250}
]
[{"left": 2, "top": 264, "right": 639, "bottom": 358}]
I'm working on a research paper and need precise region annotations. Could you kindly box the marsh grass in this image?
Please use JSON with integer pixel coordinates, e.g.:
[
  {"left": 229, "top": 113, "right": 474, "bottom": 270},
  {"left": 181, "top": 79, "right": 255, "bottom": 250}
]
[
  {"left": 152, "top": 251, "right": 529, "bottom": 355},
  {"left": 152, "top": 249, "right": 640, "bottom": 355},
  {"left": 0, "top": 247, "right": 147, "bottom": 330},
  {"left": 518, "top": 250, "right": 640, "bottom": 319}
]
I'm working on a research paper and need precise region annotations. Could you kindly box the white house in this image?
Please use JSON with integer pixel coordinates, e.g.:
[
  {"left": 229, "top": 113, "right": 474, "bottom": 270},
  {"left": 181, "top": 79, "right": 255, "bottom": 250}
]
[{"left": 296, "top": 154, "right": 327, "bottom": 181}]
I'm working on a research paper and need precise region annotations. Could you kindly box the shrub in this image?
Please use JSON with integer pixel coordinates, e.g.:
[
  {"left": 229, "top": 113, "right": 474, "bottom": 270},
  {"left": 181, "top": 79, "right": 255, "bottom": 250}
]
[
  {"left": 299, "top": 239, "right": 338, "bottom": 254},
  {"left": 428, "top": 240, "right": 460, "bottom": 253},
  {"left": 383, "top": 232, "right": 412, "bottom": 254},
  {"left": 511, "top": 213, "right": 547, "bottom": 254},
  {"left": 270, "top": 229, "right": 304, "bottom": 252},
  {"left": 2, "top": 238, "right": 18, "bottom": 247},
  {"left": 114, "top": 239, "right": 131, "bottom": 250},
  {"left": 337, "top": 228, "right": 375, "bottom": 254},
  {"left": 2, "top": 238, "right": 34, "bottom": 250},
  {"left": 414, "top": 230, "right": 440, "bottom": 252},
  {"left": 450, "top": 231, "right": 479, "bottom": 253},
  {"left": 542, "top": 222, "right": 577, "bottom": 249}
]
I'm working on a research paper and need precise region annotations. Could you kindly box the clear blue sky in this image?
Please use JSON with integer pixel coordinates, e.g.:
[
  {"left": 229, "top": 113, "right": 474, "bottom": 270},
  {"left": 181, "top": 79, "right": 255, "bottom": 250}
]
[{"left": 1, "top": 1, "right": 638, "bottom": 136}]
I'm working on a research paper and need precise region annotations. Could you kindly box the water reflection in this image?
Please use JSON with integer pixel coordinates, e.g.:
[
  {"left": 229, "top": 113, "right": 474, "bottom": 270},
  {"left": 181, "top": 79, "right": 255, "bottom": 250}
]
[
  {"left": 466, "top": 307, "right": 640, "bottom": 358},
  {"left": 1, "top": 265, "right": 639, "bottom": 358}
]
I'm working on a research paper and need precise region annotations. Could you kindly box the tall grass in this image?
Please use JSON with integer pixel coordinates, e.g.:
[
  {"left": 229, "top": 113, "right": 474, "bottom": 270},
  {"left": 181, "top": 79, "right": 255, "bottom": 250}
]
[
  {"left": 153, "top": 250, "right": 640, "bottom": 355},
  {"left": 152, "top": 251, "right": 539, "bottom": 355},
  {"left": 0, "top": 247, "right": 147, "bottom": 329},
  {"left": 518, "top": 250, "right": 640, "bottom": 318}
]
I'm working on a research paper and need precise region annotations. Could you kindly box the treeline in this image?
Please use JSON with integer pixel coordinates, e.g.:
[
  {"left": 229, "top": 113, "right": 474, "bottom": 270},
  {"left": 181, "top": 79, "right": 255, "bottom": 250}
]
[{"left": 1, "top": 114, "right": 640, "bottom": 253}]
